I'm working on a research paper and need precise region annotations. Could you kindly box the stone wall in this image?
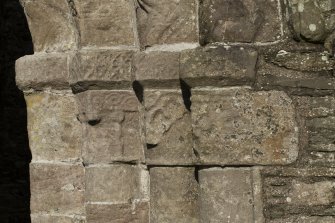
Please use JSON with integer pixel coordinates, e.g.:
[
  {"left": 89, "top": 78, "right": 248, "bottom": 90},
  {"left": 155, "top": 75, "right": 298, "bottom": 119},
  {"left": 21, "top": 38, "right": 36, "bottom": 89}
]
[{"left": 16, "top": 0, "right": 335, "bottom": 222}]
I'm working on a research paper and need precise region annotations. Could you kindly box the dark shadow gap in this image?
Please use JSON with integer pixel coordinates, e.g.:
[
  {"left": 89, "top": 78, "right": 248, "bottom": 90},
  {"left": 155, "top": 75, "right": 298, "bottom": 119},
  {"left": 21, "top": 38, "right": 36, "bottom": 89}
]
[{"left": 0, "top": 0, "right": 33, "bottom": 222}]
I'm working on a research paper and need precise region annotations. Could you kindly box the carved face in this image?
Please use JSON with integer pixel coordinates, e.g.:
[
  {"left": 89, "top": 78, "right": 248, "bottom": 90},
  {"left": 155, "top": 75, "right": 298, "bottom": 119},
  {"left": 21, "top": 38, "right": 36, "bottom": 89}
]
[{"left": 288, "top": 0, "right": 335, "bottom": 42}]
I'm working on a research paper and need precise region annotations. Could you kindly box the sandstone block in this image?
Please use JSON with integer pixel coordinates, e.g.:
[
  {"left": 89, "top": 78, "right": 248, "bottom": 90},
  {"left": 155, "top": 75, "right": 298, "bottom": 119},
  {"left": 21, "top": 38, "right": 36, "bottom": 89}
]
[
  {"left": 16, "top": 53, "right": 69, "bottom": 90},
  {"left": 74, "top": 0, "right": 135, "bottom": 47},
  {"left": 199, "top": 0, "right": 282, "bottom": 44},
  {"left": 150, "top": 167, "right": 199, "bottom": 223},
  {"left": 25, "top": 92, "right": 82, "bottom": 162},
  {"left": 76, "top": 90, "right": 143, "bottom": 164},
  {"left": 69, "top": 50, "right": 133, "bottom": 92},
  {"left": 21, "top": 0, "right": 76, "bottom": 52},
  {"left": 86, "top": 202, "right": 149, "bottom": 223},
  {"left": 30, "top": 163, "right": 84, "bottom": 215},
  {"left": 191, "top": 87, "right": 299, "bottom": 165},
  {"left": 133, "top": 51, "right": 180, "bottom": 87},
  {"left": 31, "top": 214, "right": 85, "bottom": 223},
  {"left": 136, "top": 0, "right": 198, "bottom": 47},
  {"left": 180, "top": 46, "right": 257, "bottom": 87},
  {"left": 143, "top": 90, "right": 195, "bottom": 165},
  {"left": 199, "top": 167, "right": 263, "bottom": 223},
  {"left": 85, "top": 165, "right": 148, "bottom": 203}
]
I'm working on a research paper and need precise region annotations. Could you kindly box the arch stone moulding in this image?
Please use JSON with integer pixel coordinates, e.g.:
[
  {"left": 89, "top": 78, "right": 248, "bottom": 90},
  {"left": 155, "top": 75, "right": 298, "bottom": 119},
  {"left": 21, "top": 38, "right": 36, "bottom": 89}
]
[{"left": 15, "top": 0, "right": 335, "bottom": 222}]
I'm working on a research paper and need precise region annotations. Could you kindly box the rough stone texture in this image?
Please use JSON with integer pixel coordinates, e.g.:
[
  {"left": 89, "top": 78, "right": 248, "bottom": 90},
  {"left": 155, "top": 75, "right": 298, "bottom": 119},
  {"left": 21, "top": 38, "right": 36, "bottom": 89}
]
[
  {"left": 143, "top": 90, "right": 196, "bottom": 165},
  {"left": 199, "top": 0, "right": 282, "bottom": 44},
  {"left": 86, "top": 202, "right": 149, "bottom": 223},
  {"left": 150, "top": 167, "right": 199, "bottom": 223},
  {"left": 85, "top": 165, "right": 148, "bottom": 203},
  {"left": 191, "top": 87, "right": 299, "bottom": 165},
  {"left": 76, "top": 90, "right": 143, "bottom": 164},
  {"left": 199, "top": 167, "right": 263, "bottom": 223},
  {"left": 31, "top": 215, "right": 85, "bottom": 223},
  {"left": 180, "top": 46, "right": 258, "bottom": 87},
  {"left": 133, "top": 51, "right": 180, "bottom": 87},
  {"left": 136, "top": 0, "right": 198, "bottom": 47},
  {"left": 25, "top": 92, "right": 82, "bottom": 162},
  {"left": 21, "top": 0, "right": 76, "bottom": 52},
  {"left": 74, "top": 0, "right": 135, "bottom": 47},
  {"left": 16, "top": 53, "right": 69, "bottom": 90},
  {"left": 30, "top": 163, "right": 84, "bottom": 215},
  {"left": 69, "top": 50, "right": 133, "bottom": 92},
  {"left": 268, "top": 216, "right": 335, "bottom": 223}
]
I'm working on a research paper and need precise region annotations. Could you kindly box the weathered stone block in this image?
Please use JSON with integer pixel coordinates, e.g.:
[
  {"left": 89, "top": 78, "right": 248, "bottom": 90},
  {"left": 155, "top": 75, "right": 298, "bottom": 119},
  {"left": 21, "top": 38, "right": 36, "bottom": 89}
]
[
  {"left": 133, "top": 51, "right": 180, "bottom": 87},
  {"left": 136, "top": 0, "right": 198, "bottom": 47},
  {"left": 180, "top": 46, "right": 257, "bottom": 87},
  {"left": 30, "top": 163, "right": 84, "bottom": 215},
  {"left": 21, "top": 0, "right": 76, "bottom": 52},
  {"left": 76, "top": 90, "right": 143, "bottom": 163},
  {"left": 150, "top": 167, "right": 199, "bottom": 223},
  {"left": 199, "top": 168, "right": 263, "bottom": 223},
  {"left": 269, "top": 216, "right": 335, "bottom": 223},
  {"left": 69, "top": 50, "right": 133, "bottom": 92},
  {"left": 143, "top": 90, "right": 196, "bottom": 165},
  {"left": 86, "top": 202, "right": 149, "bottom": 223},
  {"left": 199, "top": 0, "right": 282, "bottom": 44},
  {"left": 31, "top": 214, "right": 85, "bottom": 223},
  {"left": 191, "top": 87, "right": 299, "bottom": 165},
  {"left": 16, "top": 53, "right": 69, "bottom": 90},
  {"left": 25, "top": 92, "right": 82, "bottom": 162},
  {"left": 85, "top": 165, "right": 148, "bottom": 203},
  {"left": 293, "top": 96, "right": 335, "bottom": 118},
  {"left": 74, "top": 0, "right": 135, "bottom": 47}
]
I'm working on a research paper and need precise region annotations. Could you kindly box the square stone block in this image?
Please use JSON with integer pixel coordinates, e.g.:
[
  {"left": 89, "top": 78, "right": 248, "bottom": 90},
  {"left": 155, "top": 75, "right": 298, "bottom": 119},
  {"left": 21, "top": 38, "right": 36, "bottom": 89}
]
[
  {"left": 85, "top": 165, "right": 148, "bottom": 203},
  {"left": 143, "top": 90, "right": 196, "bottom": 165},
  {"left": 22, "top": 0, "right": 76, "bottom": 52},
  {"left": 133, "top": 51, "right": 180, "bottom": 87},
  {"left": 199, "top": 0, "right": 282, "bottom": 44},
  {"left": 191, "top": 87, "right": 299, "bottom": 165},
  {"left": 30, "top": 163, "right": 84, "bottom": 215},
  {"left": 136, "top": 0, "right": 198, "bottom": 47},
  {"left": 25, "top": 92, "right": 82, "bottom": 162},
  {"left": 69, "top": 50, "right": 133, "bottom": 91},
  {"left": 199, "top": 167, "right": 263, "bottom": 223},
  {"left": 86, "top": 202, "right": 149, "bottom": 223},
  {"left": 16, "top": 53, "right": 69, "bottom": 90},
  {"left": 76, "top": 90, "right": 144, "bottom": 164},
  {"left": 74, "top": 0, "right": 135, "bottom": 47},
  {"left": 150, "top": 167, "right": 199, "bottom": 223},
  {"left": 180, "top": 46, "right": 257, "bottom": 87}
]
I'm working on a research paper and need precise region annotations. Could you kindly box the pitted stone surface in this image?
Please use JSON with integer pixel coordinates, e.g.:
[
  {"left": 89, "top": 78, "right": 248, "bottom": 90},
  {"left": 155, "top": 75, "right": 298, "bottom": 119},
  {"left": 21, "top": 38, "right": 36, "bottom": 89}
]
[
  {"left": 199, "top": 0, "right": 282, "bottom": 44},
  {"left": 31, "top": 215, "right": 85, "bottom": 223},
  {"left": 76, "top": 90, "right": 143, "bottom": 164},
  {"left": 136, "top": 0, "right": 198, "bottom": 47},
  {"left": 143, "top": 90, "right": 195, "bottom": 165},
  {"left": 25, "top": 92, "right": 82, "bottom": 162},
  {"left": 191, "top": 87, "right": 299, "bottom": 165}
]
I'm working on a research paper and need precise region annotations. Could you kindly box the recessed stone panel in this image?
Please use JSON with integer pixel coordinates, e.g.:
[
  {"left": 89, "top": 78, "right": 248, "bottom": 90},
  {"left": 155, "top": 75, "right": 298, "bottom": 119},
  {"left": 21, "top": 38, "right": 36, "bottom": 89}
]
[
  {"left": 136, "top": 0, "right": 198, "bottom": 47},
  {"left": 199, "top": 0, "right": 282, "bottom": 44},
  {"left": 191, "top": 87, "right": 299, "bottom": 165}
]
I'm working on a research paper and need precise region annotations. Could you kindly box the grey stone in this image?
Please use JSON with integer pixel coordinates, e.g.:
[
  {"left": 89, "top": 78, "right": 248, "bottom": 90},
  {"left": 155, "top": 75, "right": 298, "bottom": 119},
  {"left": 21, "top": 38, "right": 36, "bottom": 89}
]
[
  {"left": 143, "top": 90, "right": 196, "bottom": 165},
  {"left": 31, "top": 215, "right": 85, "bottom": 223},
  {"left": 136, "top": 0, "right": 198, "bottom": 47},
  {"left": 150, "top": 167, "right": 199, "bottom": 223},
  {"left": 21, "top": 0, "right": 76, "bottom": 52},
  {"left": 133, "top": 51, "right": 180, "bottom": 87},
  {"left": 199, "top": 0, "right": 282, "bottom": 44},
  {"left": 25, "top": 92, "right": 82, "bottom": 162},
  {"left": 85, "top": 165, "right": 148, "bottom": 203},
  {"left": 269, "top": 216, "right": 335, "bottom": 223},
  {"left": 180, "top": 46, "right": 257, "bottom": 87},
  {"left": 199, "top": 167, "right": 264, "bottom": 223},
  {"left": 86, "top": 202, "right": 149, "bottom": 223},
  {"left": 74, "top": 0, "right": 135, "bottom": 47},
  {"left": 16, "top": 53, "right": 69, "bottom": 90},
  {"left": 191, "top": 87, "right": 299, "bottom": 165},
  {"left": 76, "top": 90, "right": 144, "bottom": 164},
  {"left": 293, "top": 96, "right": 335, "bottom": 118},
  {"left": 30, "top": 163, "right": 85, "bottom": 215}
]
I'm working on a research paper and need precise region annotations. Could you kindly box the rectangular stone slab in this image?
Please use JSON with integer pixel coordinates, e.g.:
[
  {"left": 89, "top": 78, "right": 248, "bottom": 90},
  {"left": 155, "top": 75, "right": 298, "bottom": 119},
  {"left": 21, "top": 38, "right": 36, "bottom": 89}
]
[
  {"left": 150, "top": 167, "right": 199, "bottom": 223},
  {"left": 191, "top": 87, "right": 299, "bottom": 165}
]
